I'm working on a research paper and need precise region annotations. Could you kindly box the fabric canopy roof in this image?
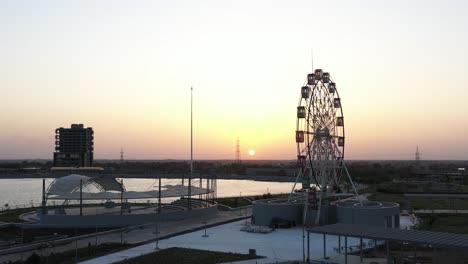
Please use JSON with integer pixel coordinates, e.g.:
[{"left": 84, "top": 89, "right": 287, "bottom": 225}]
[
  {"left": 47, "top": 174, "right": 123, "bottom": 196},
  {"left": 47, "top": 184, "right": 213, "bottom": 200}
]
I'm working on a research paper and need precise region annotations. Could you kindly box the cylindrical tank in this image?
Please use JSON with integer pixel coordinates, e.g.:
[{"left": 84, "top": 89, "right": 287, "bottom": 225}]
[
  {"left": 336, "top": 200, "right": 400, "bottom": 228},
  {"left": 252, "top": 198, "right": 304, "bottom": 227}
]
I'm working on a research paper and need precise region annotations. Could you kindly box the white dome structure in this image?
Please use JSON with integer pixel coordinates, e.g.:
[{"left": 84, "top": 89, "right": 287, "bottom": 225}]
[
  {"left": 46, "top": 174, "right": 213, "bottom": 201},
  {"left": 46, "top": 174, "right": 124, "bottom": 202}
]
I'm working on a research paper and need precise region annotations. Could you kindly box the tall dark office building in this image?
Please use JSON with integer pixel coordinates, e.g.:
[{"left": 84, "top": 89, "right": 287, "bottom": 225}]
[{"left": 53, "top": 124, "right": 94, "bottom": 167}]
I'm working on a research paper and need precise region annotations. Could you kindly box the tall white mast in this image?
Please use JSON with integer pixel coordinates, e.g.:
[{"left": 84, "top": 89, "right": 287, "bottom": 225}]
[
  {"left": 191, "top": 86, "right": 193, "bottom": 174},
  {"left": 311, "top": 48, "right": 314, "bottom": 71},
  {"left": 188, "top": 86, "right": 193, "bottom": 210}
]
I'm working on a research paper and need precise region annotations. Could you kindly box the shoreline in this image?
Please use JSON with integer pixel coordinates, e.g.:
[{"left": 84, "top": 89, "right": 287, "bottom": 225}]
[{"left": 0, "top": 172, "right": 297, "bottom": 182}]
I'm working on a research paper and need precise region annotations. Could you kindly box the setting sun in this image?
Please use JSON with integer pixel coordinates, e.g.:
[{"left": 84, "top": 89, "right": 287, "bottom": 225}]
[{"left": 248, "top": 150, "right": 255, "bottom": 156}]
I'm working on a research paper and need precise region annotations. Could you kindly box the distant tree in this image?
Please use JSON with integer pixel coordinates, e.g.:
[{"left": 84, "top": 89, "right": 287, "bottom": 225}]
[{"left": 25, "top": 253, "right": 42, "bottom": 264}]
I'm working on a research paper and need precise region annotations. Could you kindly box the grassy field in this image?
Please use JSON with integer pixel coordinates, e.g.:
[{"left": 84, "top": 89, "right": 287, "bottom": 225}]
[
  {"left": 367, "top": 193, "right": 406, "bottom": 205},
  {"left": 215, "top": 197, "right": 252, "bottom": 208},
  {"left": 367, "top": 192, "right": 468, "bottom": 210},
  {"left": 416, "top": 214, "right": 468, "bottom": 234},
  {"left": 375, "top": 182, "right": 466, "bottom": 193},
  {"left": 0, "top": 226, "right": 114, "bottom": 243},
  {"left": 367, "top": 187, "right": 468, "bottom": 234},
  {"left": 215, "top": 193, "right": 278, "bottom": 208},
  {"left": 0, "top": 208, "right": 33, "bottom": 223},
  {"left": 116, "top": 247, "right": 263, "bottom": 264},
  {"left": 13, "top": 242, "right": 129, "bottom": 264},
  {"left": 0, "top": 202, "right": 175, "bottom": 223}
]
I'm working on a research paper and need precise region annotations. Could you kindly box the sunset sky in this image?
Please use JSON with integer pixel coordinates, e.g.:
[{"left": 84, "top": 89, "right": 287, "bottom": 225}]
[{"left": 1, "top": 0, "right": 468, "bottom": 160}]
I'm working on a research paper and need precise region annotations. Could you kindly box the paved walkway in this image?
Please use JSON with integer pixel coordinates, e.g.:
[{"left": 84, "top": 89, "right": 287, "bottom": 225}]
[
  {"left": 81, "top": 219, "right": 376, "bottom": 264},
  {"left": 19, "top": 204, "right": 184, "bottom": 222},
  {"left": 80, "top": 191, "right": 385, "bottom": 264},
  {"left": 0, "top": 208, "right": 250, "bottom": 263},
  {"left": 413, "top": 209, "right": 468, "bottom": 214}
]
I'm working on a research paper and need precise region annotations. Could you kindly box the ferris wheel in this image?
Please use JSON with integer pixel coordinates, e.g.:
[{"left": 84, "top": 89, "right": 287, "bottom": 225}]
[{"left": 295, "top": 69, "right": 348, "bottom": 194}]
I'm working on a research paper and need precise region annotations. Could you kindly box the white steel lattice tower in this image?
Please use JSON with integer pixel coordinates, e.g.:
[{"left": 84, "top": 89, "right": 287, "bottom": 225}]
[
  {"left": 236, "top": 137, "right": 241, "bottom": 164},
  {"left": 415, "top": 146, "right": 421, "bottom": 161}
]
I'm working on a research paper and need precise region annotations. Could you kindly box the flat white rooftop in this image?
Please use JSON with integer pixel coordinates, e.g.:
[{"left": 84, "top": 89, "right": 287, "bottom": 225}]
[
  {"left": 81, "top": 220, "right": 372, "bottom": 264},
  {"left": 81, "top": 215, "right": 415, "bottom": 264}
]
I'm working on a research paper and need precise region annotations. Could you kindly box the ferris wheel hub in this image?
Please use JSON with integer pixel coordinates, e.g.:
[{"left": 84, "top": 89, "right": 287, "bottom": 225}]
[{"left": 315, "top": 127, "right": 330, "bottom": 138}]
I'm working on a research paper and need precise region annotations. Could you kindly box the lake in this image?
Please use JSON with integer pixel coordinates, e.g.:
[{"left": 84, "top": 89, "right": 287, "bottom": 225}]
[{"left": 0, "top": 178, "right": 296, "bottom": 208}]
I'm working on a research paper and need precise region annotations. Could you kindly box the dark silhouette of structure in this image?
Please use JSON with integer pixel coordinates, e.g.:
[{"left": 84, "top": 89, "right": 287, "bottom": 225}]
[
  {"left": 53, "top": 124, "right": 94, "bottom": 167},
  {"left": 236, "top": 137, "right": 241, "bottom": 164},
  {"left": 415, "top": 146, "right": 421, "bottom": 162}
]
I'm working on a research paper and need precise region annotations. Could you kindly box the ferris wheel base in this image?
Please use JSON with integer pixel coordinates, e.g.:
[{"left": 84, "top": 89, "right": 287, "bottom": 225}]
[
  {"left": 252, "top": 197, "right": 400, "bottom": 228},
  {"left": 304, "top": 205, "right": 333, "bottom": 226},
  {"left": 251, "top": 197, "right": 334, "bottom": 227}
]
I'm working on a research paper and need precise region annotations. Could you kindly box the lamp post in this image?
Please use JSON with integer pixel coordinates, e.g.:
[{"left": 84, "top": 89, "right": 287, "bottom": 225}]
[
  {"left": 202, "top": 221, "right": 209, "bottom": 237},
  {"left": 74, "top": 229, "right": 78, "bottom": 263},
  {"left": 239, "top": 192, "right": 242, "bottom": 216},
  {"left": 154, "top": 222, "right": 160, "bottom": 250}
]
